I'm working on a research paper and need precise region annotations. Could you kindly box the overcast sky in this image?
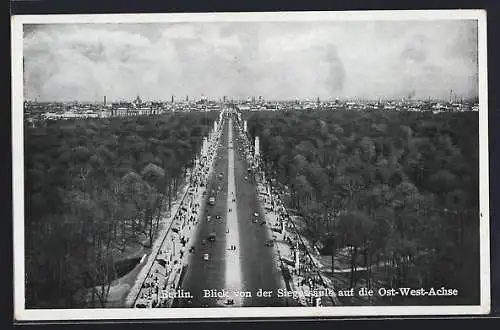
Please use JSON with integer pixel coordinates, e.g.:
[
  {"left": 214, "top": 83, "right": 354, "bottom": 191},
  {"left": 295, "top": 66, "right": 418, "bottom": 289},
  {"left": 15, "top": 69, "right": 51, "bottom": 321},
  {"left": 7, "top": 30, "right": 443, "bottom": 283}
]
[{"left": 23, "top": 20, "right": 478, "bottom": 102}]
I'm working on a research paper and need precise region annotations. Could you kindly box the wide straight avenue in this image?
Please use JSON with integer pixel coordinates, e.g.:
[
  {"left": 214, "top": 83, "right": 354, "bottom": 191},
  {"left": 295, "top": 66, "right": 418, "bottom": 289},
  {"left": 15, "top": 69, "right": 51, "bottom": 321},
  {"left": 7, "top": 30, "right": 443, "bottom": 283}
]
[{"left": 173, "top": 112, "right": 292, "bottom": 307}]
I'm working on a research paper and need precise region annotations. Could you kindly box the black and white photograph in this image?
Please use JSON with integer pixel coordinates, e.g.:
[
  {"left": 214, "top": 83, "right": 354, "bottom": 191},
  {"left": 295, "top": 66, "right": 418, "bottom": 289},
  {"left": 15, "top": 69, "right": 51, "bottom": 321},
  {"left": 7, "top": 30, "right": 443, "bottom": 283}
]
[{"left": 12, "top": 10, "right": 490, "bottom": 321}]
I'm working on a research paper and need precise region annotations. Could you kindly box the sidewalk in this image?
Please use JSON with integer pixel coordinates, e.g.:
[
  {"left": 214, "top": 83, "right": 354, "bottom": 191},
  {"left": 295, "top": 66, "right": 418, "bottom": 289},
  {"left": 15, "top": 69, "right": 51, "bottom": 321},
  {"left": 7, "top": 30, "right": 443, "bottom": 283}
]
[
  {"left": 237, "top": 122, "right": 333, "bottom": 307},
  {"left": 263, "top": 210, "right": 309, "bottom": 306},
  {"left": 124, "top": 176, "right": 192, "bottom": 307},
  {"left": 130, "top": 118, "right": 225, "bottom": 308},
  {"left": 256, "top": 182, "right": 339, "bottom": 307},
  {"left": 278, "top": 210, "right": 384, "bottom": 305},
  {"left": 243, "top": 133, "right": 340, "bottom": 307}
]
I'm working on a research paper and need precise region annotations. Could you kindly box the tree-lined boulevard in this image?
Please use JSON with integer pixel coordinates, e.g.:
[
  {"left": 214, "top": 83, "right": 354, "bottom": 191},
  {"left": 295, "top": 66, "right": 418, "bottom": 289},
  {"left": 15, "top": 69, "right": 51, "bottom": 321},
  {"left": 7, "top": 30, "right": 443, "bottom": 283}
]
[
  {"left": 172, "top": 114, "right": 291, "bottom": 307},
  {"left": 24, "top": 105, "right": 480, "bottom": 308}
]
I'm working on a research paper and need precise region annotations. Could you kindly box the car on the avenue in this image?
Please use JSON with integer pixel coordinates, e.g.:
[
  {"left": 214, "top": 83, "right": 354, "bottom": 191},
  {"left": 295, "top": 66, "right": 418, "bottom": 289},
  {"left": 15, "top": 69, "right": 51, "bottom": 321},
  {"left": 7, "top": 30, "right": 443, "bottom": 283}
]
[{"left": 203, "top": 253, "right": 210, "bottom": 261}]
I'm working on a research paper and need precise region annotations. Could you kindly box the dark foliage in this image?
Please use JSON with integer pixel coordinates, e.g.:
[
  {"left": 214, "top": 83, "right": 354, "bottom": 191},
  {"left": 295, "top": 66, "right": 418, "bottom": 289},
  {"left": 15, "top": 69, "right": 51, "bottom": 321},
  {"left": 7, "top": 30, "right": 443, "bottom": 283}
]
[
  {"left": 245, "top": 109, "right": 479, "bottom": 305},
  {"left": 24, "top": 111, "right": 218, "bottom": 308}
]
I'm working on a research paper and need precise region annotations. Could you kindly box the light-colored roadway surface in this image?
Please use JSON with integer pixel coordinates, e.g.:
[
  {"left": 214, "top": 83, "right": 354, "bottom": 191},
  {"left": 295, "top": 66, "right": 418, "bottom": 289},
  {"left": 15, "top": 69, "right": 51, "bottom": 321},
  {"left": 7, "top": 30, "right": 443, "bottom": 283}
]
[{"left": 173, "top": 113, "right": 292, "bottom": 307}]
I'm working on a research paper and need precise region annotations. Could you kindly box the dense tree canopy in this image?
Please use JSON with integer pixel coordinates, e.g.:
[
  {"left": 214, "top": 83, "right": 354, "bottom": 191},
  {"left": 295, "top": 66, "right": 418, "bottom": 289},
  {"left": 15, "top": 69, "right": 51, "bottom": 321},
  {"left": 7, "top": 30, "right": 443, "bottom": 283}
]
[
  {"left": 25, "top": 111, "right": 218, "bottom": 308},
  {"left": 245, "top": 109, "right": 479, "bottom": 305}
]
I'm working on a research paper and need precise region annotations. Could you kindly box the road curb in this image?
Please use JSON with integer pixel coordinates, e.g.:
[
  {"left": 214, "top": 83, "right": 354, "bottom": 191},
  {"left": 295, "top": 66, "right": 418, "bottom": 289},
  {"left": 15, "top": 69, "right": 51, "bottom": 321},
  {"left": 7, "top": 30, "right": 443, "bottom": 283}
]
[{"left": 130, "top": 118, "right": 225, "bottom": 308}]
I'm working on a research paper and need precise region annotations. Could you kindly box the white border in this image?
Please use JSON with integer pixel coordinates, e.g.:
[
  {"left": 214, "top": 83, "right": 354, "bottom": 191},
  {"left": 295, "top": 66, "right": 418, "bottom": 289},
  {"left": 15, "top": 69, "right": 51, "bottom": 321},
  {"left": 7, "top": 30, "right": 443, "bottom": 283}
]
[{"left": 12, "top": 10, "right": 490, "bottom": 321}]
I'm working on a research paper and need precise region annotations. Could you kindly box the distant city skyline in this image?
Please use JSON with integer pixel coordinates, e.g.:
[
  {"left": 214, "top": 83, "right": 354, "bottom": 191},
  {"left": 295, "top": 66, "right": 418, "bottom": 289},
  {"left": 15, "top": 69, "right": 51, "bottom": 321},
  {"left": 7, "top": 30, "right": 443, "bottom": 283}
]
[
  {"left": 24, "top": 91, "right": 478, "bottom": 102},
  {"left": 24, "top": 94, "right": 478, "bottom": 104},
  {"left": 23, "top": 20, "right": 479, "bottom": 102}
]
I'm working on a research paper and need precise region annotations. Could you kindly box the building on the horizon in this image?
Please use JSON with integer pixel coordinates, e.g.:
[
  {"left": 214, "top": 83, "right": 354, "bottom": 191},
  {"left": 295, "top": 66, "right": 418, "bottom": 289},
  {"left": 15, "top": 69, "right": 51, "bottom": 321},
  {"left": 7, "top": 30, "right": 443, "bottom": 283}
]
[{"left": 109, "top": 95, "right": 161, "bottom": 117}]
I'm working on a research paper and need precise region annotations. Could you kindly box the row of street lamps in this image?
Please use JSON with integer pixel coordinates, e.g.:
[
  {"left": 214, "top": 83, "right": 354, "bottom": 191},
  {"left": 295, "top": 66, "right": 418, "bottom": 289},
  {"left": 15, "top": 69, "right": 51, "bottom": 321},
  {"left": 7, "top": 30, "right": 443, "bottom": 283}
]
[
  {"left": 234, "top": 112, "right": 334, "bottom": 307},
  {"left": 133, "top": 115, "right": 225, "bottom": 308}
]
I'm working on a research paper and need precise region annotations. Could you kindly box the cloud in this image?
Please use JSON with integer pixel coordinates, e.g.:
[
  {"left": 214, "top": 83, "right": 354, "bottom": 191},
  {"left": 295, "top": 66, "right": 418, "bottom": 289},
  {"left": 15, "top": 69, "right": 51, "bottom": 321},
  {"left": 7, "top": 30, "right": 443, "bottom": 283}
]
[{"left": 22, "top": 20, "right": 479, "bottom": 101}]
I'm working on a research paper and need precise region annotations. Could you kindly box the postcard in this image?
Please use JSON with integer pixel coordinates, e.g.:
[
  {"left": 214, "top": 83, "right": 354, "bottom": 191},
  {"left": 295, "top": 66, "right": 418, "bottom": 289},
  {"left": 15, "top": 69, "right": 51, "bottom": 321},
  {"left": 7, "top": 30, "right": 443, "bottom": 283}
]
[{"left": 11, "top": 9, "right": 490, "bottom": 321}]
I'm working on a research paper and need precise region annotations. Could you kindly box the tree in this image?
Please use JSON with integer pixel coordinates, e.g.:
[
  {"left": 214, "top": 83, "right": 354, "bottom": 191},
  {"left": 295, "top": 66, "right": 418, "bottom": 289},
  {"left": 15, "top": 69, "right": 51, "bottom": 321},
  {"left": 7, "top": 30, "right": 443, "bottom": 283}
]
[
  {"left": 337, "top": 210, "right": 373, "bottom": 287},
  {"left": 290, "top": 174, "right": 313, "bottom": 211},
  {"left": 428, "top": 169, "right": 457, "bottom": 198},
  {"left": 333, "top": 172, "right": 364, "bottom": 209},
  {"left": 444, "top": 189, "right": 470, "bottom": 246},
  {"left": 141, "top": 163, "right": 167, "bottom": 247}
]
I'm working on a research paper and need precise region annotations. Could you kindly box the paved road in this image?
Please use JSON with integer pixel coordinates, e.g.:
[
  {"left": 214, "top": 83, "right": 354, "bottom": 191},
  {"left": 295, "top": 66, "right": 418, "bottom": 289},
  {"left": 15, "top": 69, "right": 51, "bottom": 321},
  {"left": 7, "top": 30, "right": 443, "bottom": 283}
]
[{"left": 173, "top": 113, "right": 292, "bottom": 307}]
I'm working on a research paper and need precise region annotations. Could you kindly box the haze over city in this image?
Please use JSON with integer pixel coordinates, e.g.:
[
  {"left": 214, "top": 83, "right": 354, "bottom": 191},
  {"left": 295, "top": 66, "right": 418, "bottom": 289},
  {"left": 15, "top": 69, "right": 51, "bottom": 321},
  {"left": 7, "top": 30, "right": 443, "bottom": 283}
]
[{"left": 23, "top": 20, "right": 478, "bottom": 102}]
